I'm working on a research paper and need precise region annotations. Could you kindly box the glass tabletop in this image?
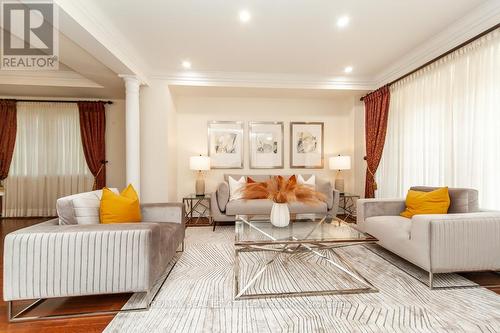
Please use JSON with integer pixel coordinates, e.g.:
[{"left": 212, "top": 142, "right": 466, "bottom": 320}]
[
  {"left": 340, "top": 193, "right": 360, "bottom": 198},
  {"left": 183, "top": 193, "right": 211, "bottom": 199},
  {"left": 235, "top": 213, "right": 376, "bottom": 245}
]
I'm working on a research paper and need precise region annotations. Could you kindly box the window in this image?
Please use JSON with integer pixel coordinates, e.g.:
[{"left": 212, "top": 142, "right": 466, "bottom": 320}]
[
  {"left": 377, "top": 29, "right": 500, "bottom": 209},
  {"left": 3, "top": 102, "right": 93, "bottom": 217}
]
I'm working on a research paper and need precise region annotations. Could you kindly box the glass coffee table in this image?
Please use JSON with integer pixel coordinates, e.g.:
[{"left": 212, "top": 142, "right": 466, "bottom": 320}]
[{"left": 234, "top": 213, "right": 378, "bottom": 299}]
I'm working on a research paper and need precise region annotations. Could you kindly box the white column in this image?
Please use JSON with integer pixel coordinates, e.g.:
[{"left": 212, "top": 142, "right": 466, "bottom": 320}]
[{"left": 120, "top": 75, "right": 141, "bottom": 195}]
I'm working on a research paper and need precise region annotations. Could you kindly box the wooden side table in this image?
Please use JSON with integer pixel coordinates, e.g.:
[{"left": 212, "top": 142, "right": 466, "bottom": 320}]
[
  {"left": 182, "top": 194, "right": 212, "bottom": 226},
  {"left": 339, "top": 193, "right": 360, "bottom": 220}
]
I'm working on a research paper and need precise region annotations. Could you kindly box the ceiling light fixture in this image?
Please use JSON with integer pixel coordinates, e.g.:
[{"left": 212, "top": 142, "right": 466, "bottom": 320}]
[
  {"left": 337, "top": 15, "right": 350, "bottom": 28},
  {"left": 239, "top": 10, "right": 251, "bottom": 23},
  {"left": 182, "top": 60, "right": 192, "bottom": 69},
  {"left": 344, "top": 66, "right": 353, "bottom": 73}
]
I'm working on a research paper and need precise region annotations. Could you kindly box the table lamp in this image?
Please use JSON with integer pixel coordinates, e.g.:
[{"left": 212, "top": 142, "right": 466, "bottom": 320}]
[
  {"left": 329, "top": 155, "right": 351, "bottom": 193},
  {"left": 190, "top": 155, "right": 210, "bottom": 196}
]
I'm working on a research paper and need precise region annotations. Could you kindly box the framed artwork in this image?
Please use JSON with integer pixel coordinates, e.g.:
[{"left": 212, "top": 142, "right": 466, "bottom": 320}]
[
  {"left": 207, "top": 121, "right": 244, "bottom": 169},
  {"left": 290, "top": 122, "right": 324, "bottom": 168},
  {"left": 249, "top": 121, "right": 284, "bottom": 169}
]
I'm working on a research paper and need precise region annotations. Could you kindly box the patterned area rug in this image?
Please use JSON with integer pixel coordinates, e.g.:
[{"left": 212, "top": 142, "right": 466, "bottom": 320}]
[{"left": 105, "top": 226, "right": 500, "bottom": 333}]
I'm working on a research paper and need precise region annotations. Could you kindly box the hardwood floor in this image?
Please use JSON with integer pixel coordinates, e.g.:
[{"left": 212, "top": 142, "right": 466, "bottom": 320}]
[
  {"left": 0, "top": 217, "right": 498, "bottom": 332},
  {"left": 460, "top": 271, "right": 500, "bottom": 294},
  {"left": 185, "top": 216, "right": 212, "bottom": 227}
]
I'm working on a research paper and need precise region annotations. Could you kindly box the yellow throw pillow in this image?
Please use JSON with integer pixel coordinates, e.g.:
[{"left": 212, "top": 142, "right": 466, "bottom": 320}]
[
  {"left": 100, "top": 184, "right": 141, "bottom": 224},
  {"left": 400, "top": 187, "right": 450, "bottom": 218}
]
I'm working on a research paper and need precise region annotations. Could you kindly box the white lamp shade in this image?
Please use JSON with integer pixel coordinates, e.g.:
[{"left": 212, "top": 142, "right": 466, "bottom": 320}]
[
  {"left": 190, "top": 156, "right": 210, "bottom": 171},
  {"left": 329, "top": 155, "right": 351, "bottom": 170}
]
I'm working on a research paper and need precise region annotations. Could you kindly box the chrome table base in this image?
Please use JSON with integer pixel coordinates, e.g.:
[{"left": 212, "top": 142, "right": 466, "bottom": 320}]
[{"left": 234, "top": 241, "right": 378, "bottom": 300}]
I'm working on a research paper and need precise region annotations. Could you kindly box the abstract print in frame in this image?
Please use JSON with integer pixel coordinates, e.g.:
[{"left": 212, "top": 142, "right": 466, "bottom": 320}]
[
  {"left": 290, "top": 122, "right": 324, "bottom": 168},
  {"left": 249, "top": 121, "right": 284, "bottom": 169},
  {"left": 208, "top": 121, "right": 244, "bottom": 169}
]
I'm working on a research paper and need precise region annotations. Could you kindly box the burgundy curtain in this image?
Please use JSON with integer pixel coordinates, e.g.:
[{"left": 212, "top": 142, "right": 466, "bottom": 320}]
[
  {"left": 78, "top": 101, "right": 106, "bottom": 190},
  {"left": 364, "top": 86, "right": 390, "bottom": 198},
  {"left": 0, "top": 100, "right": 17, "bottom": 181}
]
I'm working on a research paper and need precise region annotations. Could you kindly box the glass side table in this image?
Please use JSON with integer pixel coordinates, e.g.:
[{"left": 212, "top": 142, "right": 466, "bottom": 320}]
[
  {"left": 182, "top": 194, "right": 212, "bottom": 226},
  {"left": 339, "top": 192, "right": 360, "bottom": 220}
]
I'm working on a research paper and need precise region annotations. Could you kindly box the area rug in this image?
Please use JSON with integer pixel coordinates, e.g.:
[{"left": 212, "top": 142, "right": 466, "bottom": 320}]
[{"left": 104, "top": 226, "right": 500, "bottom": 333}]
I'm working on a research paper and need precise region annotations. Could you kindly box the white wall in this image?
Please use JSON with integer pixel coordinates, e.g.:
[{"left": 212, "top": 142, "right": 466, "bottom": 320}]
[
  {"left": 139, "top": 80, "right": 177, "bottom": 203},
  {"left": 175, "top": 95, "right": 361, "bottom": 200}
]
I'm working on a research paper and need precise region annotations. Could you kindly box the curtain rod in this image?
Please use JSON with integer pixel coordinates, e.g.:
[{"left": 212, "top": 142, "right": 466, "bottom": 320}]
[
  {"left": 360, "top": 22, "right": 500, "bottom": 102},
  {"left": 14, "top": 99, "right": 113, "bottom": 104}
]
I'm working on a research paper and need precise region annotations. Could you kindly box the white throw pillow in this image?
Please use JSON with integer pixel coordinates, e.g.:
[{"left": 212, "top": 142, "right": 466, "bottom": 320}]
[
  {"left": 297, "top": 175, "right": 315, "bottom": 188},
  {"left": 72, "top": 195, "right": 102, "bottom": 225},
  {"left": 57, "top": 188, "right": 119, "bottom": 225},
  {"left": 228, "top": 176, "right": 246, "bottom": 201},
  {"left": 72, "top": 188, "right": 120, "bottom": 224}
]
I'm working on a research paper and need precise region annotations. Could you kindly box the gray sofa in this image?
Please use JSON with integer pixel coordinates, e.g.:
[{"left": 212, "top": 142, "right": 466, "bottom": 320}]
[
  {"left": 3, "top": 190, "right": 185, "bottom": 317},
  {"left": 211, "top": 174, "right": 340, "bottom": 223},
  {"left": 356, "top": 186, "right": 500, "bottom": 288}
]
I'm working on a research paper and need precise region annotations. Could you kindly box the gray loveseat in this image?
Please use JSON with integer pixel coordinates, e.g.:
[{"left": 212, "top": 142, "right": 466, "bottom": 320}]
[
  {"left": 211, "top": 174, "right": 340, "bottom": 223},
  {"left": 3, "top": 189, "right": 185, "bottom": 320},
  {"left": 356, "top": 186, "right": 500, "bottom": 288}
]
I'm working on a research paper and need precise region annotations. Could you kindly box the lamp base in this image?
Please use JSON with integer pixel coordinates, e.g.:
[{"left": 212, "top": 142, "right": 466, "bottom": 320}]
[
  {"left": 335, "top": 178, "right": 345, "bottom": 193},
  {"left": 195, "top": 172, "right": 205, "bottom": 196},
  {"left": 334, "top": 170, "right": 345, "bottom": 193}
]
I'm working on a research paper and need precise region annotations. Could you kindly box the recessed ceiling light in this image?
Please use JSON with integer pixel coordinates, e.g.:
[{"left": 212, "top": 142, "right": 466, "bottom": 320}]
[
  {"left": 337, "top": 15, "right": 350, "bottom": 28},
  {"left": 239, "top": 10, "right": 251, "bottom": 23},
  {"left": 182, "top": 60, "right": 191, "bottom": 69},
  {"left": 344, "top": 66, "right": 353, "bottom": 73}
]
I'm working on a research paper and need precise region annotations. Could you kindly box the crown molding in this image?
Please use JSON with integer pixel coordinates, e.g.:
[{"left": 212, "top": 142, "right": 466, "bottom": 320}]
[
  {"left": 0, "top": 70, "right": 103, "bottom": 88},
  {"left": 151, "top": 71, "right": 376, "bottom": 91},
  {"left": 374, "top": 0, "right": 500, "bottom": 87},
  {"left": 118, "top": 74, "right": 141, "bottom": 82},
  {"left": 54, "top": 0, "right": 150, "bottom": 85}
]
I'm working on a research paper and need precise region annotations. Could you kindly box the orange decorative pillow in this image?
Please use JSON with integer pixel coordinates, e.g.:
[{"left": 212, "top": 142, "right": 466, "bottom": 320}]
[
  {"left": 100, "top": 184, "right": 141, "bottom": 224},
  {"left": 400, "top": 187, "right": 450, "bottom": 218},
  {"left": 245, "top": 176, "right": 267, "bottom": 198},
  {"left": 247, "top": 176, "right": 257, "bottom": 183}
]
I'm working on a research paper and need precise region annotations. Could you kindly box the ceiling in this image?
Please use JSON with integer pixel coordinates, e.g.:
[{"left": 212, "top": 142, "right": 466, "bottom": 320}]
[
  {"left": 0, "top": 8, "right": 127, "bottom": 99},
  {"left": 0, "top": 0, "right": 497, "bottom": 98},
  {"left": 85, "top": 0, "right": 488, "bottom": 79}
]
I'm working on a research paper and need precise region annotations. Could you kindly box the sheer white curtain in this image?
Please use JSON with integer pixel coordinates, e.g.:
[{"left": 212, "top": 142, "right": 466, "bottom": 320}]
[
  {"left": 2, "top": 102, "right": 93, "bottom": 217},
  {"left": 377, "top": 28, "right": 500, "bottom": 209}
]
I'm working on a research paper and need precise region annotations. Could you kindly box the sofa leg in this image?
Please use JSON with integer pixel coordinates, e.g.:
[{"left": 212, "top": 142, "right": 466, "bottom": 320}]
[
  {"left": 8, "top": 301, "right": 13, "bottom": 322},
  {"left": 428, "top": 272, "right": 434, "bottom": 289},
  {"left": 176, "top": 241, "right": 184, "bottom": 253}
]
